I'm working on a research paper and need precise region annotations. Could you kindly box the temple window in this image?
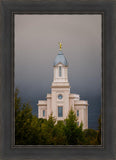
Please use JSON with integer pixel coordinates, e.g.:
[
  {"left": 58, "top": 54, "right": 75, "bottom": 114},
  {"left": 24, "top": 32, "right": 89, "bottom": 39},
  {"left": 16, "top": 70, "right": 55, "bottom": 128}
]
[{"left": 59, "top": 66, "right": 62, "bottom": 77}]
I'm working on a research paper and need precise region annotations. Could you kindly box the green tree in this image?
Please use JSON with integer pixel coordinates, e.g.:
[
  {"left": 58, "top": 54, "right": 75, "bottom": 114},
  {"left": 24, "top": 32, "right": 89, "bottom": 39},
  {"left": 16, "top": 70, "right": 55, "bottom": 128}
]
[
  {"left": 15, "top": 88, "right": 40, "bottom": 145},
  {"left": 83, "top": 129, "right": 98, "bottom": 145},
  {"left": 15, "top": 89, "right": 101, "bottom": 145},
  {"left": 15, "top": 88, "right": 21, "bottom": 117},
  {"left": 64, "top": 108, "right": 84, "bottom": 145},
  {"left": 40, "top": 114, "right": 56, "bottom": 144},
  {"left": 53, "top": 121, "right": 67, "bottom": 145},
  {"left": 97, "top": 114, "right": 101, "bottom": 144}
]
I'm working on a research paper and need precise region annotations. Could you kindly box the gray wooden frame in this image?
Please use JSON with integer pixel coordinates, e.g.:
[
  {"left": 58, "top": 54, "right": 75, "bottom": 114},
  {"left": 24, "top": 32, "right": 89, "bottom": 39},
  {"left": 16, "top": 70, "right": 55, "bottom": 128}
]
[{"left": 0, "top": 0, "right": 116, "bottom": 159}]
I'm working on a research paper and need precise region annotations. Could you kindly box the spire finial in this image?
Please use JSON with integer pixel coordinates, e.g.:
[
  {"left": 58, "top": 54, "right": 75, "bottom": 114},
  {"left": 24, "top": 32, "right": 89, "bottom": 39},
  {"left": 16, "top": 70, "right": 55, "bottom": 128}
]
[{"left": 59, "top": 42, "right": 62, "bottom": 50}]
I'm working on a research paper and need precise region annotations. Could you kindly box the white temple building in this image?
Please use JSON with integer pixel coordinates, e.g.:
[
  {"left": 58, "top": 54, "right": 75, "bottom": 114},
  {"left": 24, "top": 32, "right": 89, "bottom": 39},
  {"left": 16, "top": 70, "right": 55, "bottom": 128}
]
[{"left": 37, "top": 43, "right": 88, "bottom": 129}]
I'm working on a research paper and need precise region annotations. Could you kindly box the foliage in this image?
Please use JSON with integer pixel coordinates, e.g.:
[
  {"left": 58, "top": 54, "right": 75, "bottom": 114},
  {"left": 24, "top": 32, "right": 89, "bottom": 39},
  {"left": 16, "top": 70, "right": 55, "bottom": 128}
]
[
  {"left": 97, "top": 114, "right": 101, "bottom": 144},
  {"left": 64, "top": 108, "right": 84, "bottom": 145},
  {"left": 15, "top": 89, "right": 101, "bottom": 145},
  {"left": 83, "top": 129, "right": 98, "bottom": 145},
  {"left": 53, "top": 121, "right": 67, "bottom": 145},
  {"left": 15, "top": 88, "right": 39, "bottom": 145}
]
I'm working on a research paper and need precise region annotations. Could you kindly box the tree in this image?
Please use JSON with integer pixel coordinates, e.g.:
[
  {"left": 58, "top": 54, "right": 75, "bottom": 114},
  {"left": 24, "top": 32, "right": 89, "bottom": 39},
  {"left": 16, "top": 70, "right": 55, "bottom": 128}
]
[
  {"left": 64, "top": 108, "right": 84, "bottom": 145},
  {"left": 40, "top": 114, "right": 56, "bottom": 144},
  {"left": 83, "top": 114, "right": 101, "bottom": 145},
  {"left": 97, "top": 114, "right": 101, "bottom": 144},
  {"left": 15, "top": 88, "right": 21, "bottom": 117},
  {"left": 15, "top": 89, "right": 101, "bottom": 145},
  {"left": 15, "top": 88, "right": 40, "bottom": 145},
  {"left": 53, "top": 121, "right": 67, "bottom": 145},
  {"left": 83, "top": 129, "right": 98, "bottom": 145}
]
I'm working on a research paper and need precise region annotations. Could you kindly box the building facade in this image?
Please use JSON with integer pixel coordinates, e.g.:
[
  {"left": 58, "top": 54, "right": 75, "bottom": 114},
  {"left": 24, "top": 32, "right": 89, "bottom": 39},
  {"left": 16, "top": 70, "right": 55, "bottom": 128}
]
[{"left": 37, "top": 43, "right": 88, "bottom": 129}]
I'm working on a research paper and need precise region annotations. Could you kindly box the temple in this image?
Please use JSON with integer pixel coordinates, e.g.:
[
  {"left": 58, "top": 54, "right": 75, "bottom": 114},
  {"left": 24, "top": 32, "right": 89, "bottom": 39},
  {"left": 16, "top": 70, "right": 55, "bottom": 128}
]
[{"left": 37, "top": 43, "right": 88, "bottom": 129}]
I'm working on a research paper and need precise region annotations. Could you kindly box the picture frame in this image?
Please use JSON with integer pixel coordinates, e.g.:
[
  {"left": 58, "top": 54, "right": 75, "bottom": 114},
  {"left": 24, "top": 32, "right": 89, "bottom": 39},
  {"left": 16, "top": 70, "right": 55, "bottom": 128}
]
[{"left": 0, "top": 0, "right": 116, "bottom": 159}]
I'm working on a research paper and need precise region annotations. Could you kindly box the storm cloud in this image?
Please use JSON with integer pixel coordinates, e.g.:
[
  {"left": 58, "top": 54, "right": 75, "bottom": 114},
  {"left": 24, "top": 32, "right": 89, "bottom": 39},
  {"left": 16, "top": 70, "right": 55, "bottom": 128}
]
[{"left": 15, "top": 15, "right": 101, "bottom": 129}]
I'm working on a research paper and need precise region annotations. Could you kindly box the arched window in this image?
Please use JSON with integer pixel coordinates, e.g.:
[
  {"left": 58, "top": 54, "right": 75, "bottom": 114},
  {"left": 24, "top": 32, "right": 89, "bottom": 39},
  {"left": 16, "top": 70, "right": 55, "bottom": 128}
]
[{"left": 59, "top": 66, "right": 62, "bottom": 77}]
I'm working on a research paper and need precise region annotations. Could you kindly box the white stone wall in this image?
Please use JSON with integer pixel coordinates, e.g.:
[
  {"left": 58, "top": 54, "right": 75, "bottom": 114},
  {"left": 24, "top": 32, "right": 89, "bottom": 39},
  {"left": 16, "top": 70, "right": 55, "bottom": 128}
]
[
  {"left": 53, "top": 64, "right": 68, "bottom": 83},
  {"left": 74, "top": 103, "right": 88, "bottom": 129},
  {"left": 38, "top": 92, "right": 88, "bottom": 129},
  {"left": 38, "top": 106, "right": 47, "bottom": 119},
  {"left": 50, "top": 87, "right": 70, "bottom": 120},
  {"left": 46, "top": 94, "right": 52, "bottom": 119}
]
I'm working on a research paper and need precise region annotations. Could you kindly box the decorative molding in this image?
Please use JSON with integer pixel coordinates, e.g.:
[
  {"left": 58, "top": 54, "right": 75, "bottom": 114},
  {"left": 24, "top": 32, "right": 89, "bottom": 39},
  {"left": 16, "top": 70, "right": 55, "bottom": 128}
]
[
  {"left": 74, "top": 104, "right": 88, "bottom": 106},
  {"left": 38, "top": 104, "right": 47, "bottom": 106},
  {"left": 51, "top": 86, "right": 70, "bottom": 88}
]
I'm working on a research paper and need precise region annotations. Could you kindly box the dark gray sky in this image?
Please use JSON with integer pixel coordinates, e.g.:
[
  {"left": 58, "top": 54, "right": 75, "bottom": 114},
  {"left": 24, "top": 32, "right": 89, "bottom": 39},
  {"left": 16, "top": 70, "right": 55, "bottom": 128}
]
[{"left": 15, "top": 15, "right": 101, "bottom": 129}]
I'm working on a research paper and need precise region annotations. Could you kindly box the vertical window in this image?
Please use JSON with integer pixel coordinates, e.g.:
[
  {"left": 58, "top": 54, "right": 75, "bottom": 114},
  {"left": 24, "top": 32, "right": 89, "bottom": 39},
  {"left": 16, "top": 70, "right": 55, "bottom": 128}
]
[
  {"left": 43, "top": 110, "right": 45, "bottom": 117},
  {"left": 58, "top": 106, "right": 63, "bottom": 117},
  {"left": 59, "top": 66, "right": 62, "bottom": 77},
  {"left": 77, "top": 121, "right": 79, "bottom": 126},
  {"left": 77, "top": 110, "right": 79, "bottom": 116}
]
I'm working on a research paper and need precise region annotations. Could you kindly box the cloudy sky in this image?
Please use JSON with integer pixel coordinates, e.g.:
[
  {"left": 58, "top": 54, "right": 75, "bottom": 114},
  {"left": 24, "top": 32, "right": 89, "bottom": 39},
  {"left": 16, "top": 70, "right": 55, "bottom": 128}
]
[{"left": 15, "top": 15, "right": 102, "bottom": 129}]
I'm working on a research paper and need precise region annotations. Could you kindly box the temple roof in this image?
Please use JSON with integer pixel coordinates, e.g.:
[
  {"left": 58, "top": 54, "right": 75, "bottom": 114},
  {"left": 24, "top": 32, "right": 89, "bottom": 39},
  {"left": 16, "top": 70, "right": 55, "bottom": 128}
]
[{"left": 53, "top": 50, "right": 68, "bottom": 67}]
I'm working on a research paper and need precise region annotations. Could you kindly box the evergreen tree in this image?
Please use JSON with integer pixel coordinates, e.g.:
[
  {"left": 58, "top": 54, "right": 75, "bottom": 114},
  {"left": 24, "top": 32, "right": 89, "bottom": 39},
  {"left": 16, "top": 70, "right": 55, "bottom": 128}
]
[
  {"left": 97, "top": 114, "right": 101, "bottom": 144},
  {"left": 40, "top": 114, "right": 56, "bottom": 144},
  {"left": 53, "top": 121, "right": 67, "bottom": 145},
  {"left": 15, "top": 89, "right": 101, "bottom": 145},
  {"left": 64, "top": 108, "right": 84, "bottom": 145},
  {"left": 15, "top": 88, "right": 40, "bottom": 145},
  {"left": 83, "top": 129, "right": 98, "bottom": 145}
]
